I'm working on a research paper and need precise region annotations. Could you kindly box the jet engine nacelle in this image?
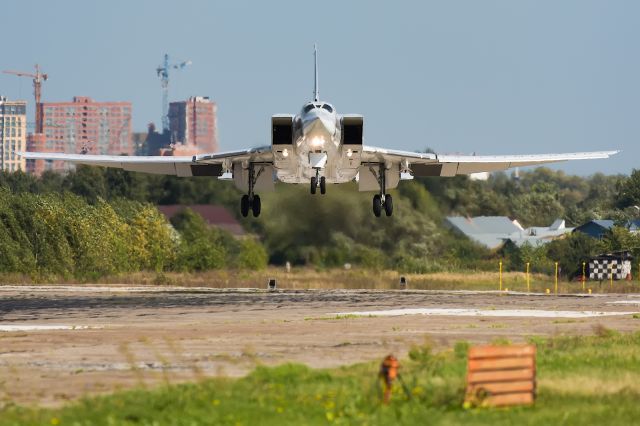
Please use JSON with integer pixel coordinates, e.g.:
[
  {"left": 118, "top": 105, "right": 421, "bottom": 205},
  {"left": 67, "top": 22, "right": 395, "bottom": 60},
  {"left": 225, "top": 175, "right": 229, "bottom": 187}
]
[
  {"left": 271, "top": 114, "right": 294, "bottom": 145},
  {"left": 341, "top": 115, "right": 363, "bottom": 145}
]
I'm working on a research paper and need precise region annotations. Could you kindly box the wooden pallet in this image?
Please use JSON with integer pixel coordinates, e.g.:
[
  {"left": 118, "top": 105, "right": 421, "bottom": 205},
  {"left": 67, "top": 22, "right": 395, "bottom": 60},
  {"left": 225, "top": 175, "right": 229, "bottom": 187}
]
[{"left": 465, "top": 344, "right": 536, "bottom": 407}]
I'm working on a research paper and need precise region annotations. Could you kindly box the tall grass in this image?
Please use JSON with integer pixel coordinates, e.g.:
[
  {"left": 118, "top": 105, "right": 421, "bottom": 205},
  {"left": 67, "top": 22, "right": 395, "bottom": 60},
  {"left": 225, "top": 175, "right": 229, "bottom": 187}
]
[{"left": 4, "top": 267, "right": 638, "bottom": 294}]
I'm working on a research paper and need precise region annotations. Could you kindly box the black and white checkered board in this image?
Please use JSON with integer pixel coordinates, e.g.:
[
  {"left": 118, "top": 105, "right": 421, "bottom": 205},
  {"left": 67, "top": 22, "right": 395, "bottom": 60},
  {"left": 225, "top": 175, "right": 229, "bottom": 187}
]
[{"left": 589, "top": 259, "right": 628, "bottom": 280}]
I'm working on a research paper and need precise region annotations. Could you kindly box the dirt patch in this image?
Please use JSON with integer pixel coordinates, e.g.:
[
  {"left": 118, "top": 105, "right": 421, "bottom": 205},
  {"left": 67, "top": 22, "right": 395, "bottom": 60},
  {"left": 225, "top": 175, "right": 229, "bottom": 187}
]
[{"left": 0, "top": 286, "right": 638, "bottom": 407}]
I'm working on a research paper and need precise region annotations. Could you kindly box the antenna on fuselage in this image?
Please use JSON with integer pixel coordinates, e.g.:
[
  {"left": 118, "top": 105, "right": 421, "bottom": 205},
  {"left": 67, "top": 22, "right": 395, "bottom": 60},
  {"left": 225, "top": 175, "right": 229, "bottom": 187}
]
[{"left": 313, "top": 44, "right": 319, "bottom": 102}]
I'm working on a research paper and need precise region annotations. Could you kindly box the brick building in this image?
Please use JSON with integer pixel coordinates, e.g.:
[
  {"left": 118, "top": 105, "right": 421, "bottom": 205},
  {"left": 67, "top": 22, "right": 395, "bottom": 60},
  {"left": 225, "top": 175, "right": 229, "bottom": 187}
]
[
  {"left": 168, "top": 96, "right": 217, "bottom": 153},
  {"left": 30, "top": 97, "right": 132, "bottom": 174},
  {"left": 0, "top": 97, "right": 27, "bottom": 172}
]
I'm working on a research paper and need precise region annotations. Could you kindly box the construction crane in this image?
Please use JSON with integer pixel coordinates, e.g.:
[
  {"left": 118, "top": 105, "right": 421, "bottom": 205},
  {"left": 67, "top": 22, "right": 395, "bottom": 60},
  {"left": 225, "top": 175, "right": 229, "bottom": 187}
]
[
  {"left": 156, "top": 54, "right": 191, "bottom": 133},
  {"left": 2, "top": 64, "right": 48, "bottom": 133}
]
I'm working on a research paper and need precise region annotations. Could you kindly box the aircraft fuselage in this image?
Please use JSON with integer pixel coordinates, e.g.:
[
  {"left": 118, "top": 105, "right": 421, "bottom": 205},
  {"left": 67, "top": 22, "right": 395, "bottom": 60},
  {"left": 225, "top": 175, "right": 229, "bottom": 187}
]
[{"left": 274, "top": 102, "right": 360, "bottom": 185}]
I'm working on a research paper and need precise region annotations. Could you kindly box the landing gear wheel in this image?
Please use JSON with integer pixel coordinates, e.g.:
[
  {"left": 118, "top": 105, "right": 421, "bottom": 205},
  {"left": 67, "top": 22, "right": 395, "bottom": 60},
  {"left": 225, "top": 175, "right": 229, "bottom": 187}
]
[
  {"left": 252, "top": 195, "right": 261, "bottom": 217},
  {"left": 240, "top": 195, "right": 250, "bottom": 217},
  {"left": 372, "top": 194, "right": 382, "bottom": 217},
  {"left": 310, "top": 176, "right": 317, "bottom": 194},
  {"left": 320, "top": 177, "right": 326, "bottom": 195},
  {"left": 384, "top": 194, "right": 393, "bottom": 217}
]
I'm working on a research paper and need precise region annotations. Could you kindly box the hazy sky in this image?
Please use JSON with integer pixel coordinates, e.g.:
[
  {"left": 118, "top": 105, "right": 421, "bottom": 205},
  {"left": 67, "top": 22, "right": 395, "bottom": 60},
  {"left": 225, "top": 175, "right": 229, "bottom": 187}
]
[{"left": 1, "top": 1, "right": 637, "bottom": 175}]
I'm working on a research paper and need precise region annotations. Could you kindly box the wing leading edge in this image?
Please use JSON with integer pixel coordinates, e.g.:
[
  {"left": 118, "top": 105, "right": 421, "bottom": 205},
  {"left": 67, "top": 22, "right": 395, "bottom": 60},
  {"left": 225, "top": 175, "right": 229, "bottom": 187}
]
[
  {"left": 17, "top": 146, "right": 273, "bottom": 177},
  {"left": 361, "top": 146, "right": 619, "bottom": 177}
]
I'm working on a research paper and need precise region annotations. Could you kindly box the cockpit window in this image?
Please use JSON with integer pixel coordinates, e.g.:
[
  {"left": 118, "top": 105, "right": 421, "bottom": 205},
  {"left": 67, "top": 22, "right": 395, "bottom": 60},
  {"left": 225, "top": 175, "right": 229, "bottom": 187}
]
[
  {"left": 321, "top": 104, "right": 333, "bottom": 113},
  {"left": 303, "top": 104, "right": 315, "bottom": 113}
]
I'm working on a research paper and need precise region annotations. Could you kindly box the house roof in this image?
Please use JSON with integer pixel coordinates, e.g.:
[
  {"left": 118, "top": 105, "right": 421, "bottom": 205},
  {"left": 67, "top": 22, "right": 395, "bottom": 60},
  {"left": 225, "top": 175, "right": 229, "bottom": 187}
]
[
  {"left": 446, "top": 216, "right": 573, "bottom": 249},
  {"left": 446, "top": 216, "right": 521, "bottom": 235},
  {"left": 591, "top": 220, "right": 615, "bottom": 229},
  {"left": 573, "top": 220, "right": 616, "bottom": 236},
  {"left": 157, "top": 205, "right": 245, "bottom": 236}
]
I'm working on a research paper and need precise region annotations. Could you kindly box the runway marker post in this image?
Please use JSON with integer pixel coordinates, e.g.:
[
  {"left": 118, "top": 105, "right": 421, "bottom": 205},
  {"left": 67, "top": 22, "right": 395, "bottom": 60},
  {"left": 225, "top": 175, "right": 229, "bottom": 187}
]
[
  {"left": 268, "top": 278, "right": 277, "bottom": 291},
  {"left": 609, "top": 263, "right": 613, "bottom": 290},
  {"left": 526, "top": 262, "right": 530, "bottom": 293},
  {"left": 499, "top": 261, "right": 503, "bottom": 292},
  {"left": 554, "top": 262, "right": 558, "bottom": 295},
  {"left": 582, "top": 262, "right": 586, "bottom": 293}
]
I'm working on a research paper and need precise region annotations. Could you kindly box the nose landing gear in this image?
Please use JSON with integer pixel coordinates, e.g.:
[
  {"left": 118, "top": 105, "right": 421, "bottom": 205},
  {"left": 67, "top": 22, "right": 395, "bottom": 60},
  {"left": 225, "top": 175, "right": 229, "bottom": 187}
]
[{"left": 310, "top": 169, "right": 326, "bottom": 195}]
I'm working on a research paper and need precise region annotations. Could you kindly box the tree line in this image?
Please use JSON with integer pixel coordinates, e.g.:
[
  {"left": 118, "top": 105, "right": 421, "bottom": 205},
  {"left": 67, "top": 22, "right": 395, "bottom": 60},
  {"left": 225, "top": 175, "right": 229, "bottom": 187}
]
[{"left": 1, "top": 166, "right": 640, "bottom": 279}]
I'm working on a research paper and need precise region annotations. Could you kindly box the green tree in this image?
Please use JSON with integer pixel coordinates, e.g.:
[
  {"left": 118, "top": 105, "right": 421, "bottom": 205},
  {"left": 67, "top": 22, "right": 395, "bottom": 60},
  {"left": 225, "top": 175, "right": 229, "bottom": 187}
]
[
  {"left": 546, "top": 233, "right": 605, "bottom": 278},
  {"left": 616, "top": 169, "right": 640, "bottom": 209}
]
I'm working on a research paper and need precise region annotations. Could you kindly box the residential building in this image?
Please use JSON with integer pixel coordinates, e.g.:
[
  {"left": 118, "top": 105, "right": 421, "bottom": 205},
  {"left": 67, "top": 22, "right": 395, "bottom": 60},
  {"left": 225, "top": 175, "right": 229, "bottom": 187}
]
[
  {"left": 509, "top": 219, "right": 574, "bottom": 247},
  {"left": 157, "top": 205, "right": 244, "bottom": 236},
  {"left": 572, "top": 220, "right": 615, "bottom": 239},
  {"left": 31, "top": 97, "right": 132, "bottom": 174},
  {"left": 446, "top": 216, "right": 523, "bottom": 249},
  {"left": 0, "top": 97, "right": 27, "bottom": 172},
  {"left": 445, "top": 216, "right": 573, "bottom": 249},
  {"left": 168, "top": 96, "right": 217, "bottom": 153},
  {"left": 573, "top": 219, "right": 640, "bottom": 239}
]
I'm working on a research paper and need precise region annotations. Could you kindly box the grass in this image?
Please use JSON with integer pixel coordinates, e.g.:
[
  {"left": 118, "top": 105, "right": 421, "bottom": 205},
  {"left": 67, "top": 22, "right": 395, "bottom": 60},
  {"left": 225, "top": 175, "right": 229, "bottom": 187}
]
[
  {"left": 2, "top": 267, "right": 640, "bottom": 294},
  {"left": 2, "top": 331, "right": 640, "bottom": 425}
]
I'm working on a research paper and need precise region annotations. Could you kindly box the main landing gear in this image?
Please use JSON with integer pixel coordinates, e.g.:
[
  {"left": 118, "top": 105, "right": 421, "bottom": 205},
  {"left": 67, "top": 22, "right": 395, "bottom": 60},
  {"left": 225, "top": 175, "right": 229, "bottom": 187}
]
[
  {"left": 369, "top": 163, "right": 393, "bottom": 217},
  {"left": 310, "top": 169, "right": 326, "bottom": 195},
  {"left": 240, "top": 194, "right": 260, "bottom": 218},
  {"left": 240, "top": 163, "right": 263, "bottom": 218}
]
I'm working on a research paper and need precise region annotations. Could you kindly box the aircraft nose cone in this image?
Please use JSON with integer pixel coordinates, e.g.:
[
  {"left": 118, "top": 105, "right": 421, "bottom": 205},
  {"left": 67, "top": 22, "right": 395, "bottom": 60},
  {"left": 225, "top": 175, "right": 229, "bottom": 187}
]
[{"left": 303, "top": 115, "right": 335, "bottom": 137}]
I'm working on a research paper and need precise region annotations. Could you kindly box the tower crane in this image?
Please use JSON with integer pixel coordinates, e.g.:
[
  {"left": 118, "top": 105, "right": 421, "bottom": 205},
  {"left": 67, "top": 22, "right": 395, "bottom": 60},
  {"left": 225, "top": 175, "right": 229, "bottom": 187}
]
[
  {"left": 156, "top": 54, "right": 191, "bottom": 133},
  {"left": 2, "top": 64, "right": 48, "bottom": 133}
]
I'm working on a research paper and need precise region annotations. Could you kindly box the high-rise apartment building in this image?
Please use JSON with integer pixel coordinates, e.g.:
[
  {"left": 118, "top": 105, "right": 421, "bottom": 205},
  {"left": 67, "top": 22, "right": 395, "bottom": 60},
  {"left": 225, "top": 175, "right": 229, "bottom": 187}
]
[
  {"left": 168, "top": 96, "right": 217, "bottom": 153},
  {"left": 31, "top": 96, "right": 132, "bottom": 174},
  {"left": 0, "top": 97, "right": 27, "bottom": 172}
]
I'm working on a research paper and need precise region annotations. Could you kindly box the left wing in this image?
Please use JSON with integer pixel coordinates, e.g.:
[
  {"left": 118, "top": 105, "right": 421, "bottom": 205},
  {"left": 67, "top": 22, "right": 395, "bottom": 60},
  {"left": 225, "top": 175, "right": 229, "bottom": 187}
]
[
  {"left": 361, "top": 146, "right": 619, "bottom": 177},
  {"left": 18, "top": 146, "right": 273, "bottom": 177}
]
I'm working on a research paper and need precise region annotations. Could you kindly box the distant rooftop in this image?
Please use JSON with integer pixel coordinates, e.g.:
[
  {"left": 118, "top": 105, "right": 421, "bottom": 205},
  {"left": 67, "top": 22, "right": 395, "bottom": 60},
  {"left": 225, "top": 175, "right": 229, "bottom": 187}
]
[
  {"left": 446, "top": 216, "right": 572, "bottom": 249},
  {"left": 157, "top": 205, "right": 245, "bottom": 236}
]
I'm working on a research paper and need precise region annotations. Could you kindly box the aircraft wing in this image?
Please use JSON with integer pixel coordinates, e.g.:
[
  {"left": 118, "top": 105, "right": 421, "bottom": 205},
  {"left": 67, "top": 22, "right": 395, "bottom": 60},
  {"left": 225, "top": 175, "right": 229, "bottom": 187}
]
[
  {"left": 361, "top": 146, "right": 619, "bottom": 177},
  {"left": 17, "top": 146, "right": 273, "bottom": 177}
]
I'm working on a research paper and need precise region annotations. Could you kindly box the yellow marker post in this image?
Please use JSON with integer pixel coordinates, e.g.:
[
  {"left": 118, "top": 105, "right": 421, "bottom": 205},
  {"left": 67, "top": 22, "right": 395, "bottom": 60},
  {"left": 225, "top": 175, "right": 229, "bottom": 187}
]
[
  {"left": 582, "top": 262, "right": 586, "bottom": 293},
  {"left": 610, "top": 263, "right": 613, "bottom": 290},
  {"left": 554, "top": 262, "right": 559, "bottom": 295},
  {"left": 526, "top": 262, "right": 530, "bottom": 293},
  {"left": 499, "top": 261, "right": 503, "bottom": 292}
]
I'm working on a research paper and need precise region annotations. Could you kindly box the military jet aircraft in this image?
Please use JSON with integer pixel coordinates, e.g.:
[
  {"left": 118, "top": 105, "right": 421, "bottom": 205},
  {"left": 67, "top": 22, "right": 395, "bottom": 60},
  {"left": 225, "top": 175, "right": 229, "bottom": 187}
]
[{"left": 20, "top": 46, "right": 618, "bottom": 218}]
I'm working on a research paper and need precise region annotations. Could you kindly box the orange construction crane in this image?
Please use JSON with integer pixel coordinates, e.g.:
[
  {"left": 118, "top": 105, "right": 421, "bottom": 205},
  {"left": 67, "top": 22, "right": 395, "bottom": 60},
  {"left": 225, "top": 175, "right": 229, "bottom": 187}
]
[{"left": 3, "top": 64, "right": 48, "bottom": 132}]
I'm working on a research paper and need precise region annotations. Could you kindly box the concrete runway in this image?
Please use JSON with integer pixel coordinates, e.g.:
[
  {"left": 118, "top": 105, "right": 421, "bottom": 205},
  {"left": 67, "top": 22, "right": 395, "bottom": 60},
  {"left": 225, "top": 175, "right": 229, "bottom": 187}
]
[{"left": 1, "top": 285, "right": 639, "bottom": 406}]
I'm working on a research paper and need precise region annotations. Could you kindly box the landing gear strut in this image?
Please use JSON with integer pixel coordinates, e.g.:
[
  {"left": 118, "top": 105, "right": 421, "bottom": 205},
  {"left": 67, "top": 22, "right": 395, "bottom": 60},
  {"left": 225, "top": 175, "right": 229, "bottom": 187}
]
[
  {"left": 240, "top": 163, "right": 263, "bottom": 218},
  {"left": 369, "top": 163, "right": 393, "bottom": 217},
  {"left": 310, "top": 169, "right": 326, "bottom": 195}
]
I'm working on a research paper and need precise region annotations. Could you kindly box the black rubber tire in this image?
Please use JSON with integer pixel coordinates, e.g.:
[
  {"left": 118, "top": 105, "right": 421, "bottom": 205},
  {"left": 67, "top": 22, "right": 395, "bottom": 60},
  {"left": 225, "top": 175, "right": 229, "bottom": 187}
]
[
  {"left": 372, "top": 194, "right": 382, "bottom": 217},
  {"left": 252, "top": 195, "right": 261, "bottom": 217},
  {"left": 320, "top": 177, "right": 326, "bottom": 195},
  {"left": 310, "top": 176, "right": 317, "bottom": 194},
  {"left": 240, "top": 195, "right": 250, "bottom": 217},
  {"left": 384, "top": 194, "right": 393, "bottom": 216}
]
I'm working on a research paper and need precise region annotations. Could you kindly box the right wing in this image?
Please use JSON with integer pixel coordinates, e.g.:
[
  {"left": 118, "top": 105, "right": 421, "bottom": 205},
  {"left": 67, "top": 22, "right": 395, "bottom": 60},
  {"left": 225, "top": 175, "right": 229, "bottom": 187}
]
[
  {"left": 361, "top": 146, "right": 619, "bottom": 176},
  {"left": 18, "top": 146, "right": 273, "bottom": 177}
]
